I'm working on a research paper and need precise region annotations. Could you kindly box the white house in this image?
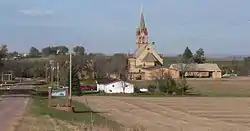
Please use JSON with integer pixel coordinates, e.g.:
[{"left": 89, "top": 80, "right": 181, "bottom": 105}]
[{"left": 96, "top": 80, "right": 134, "bottom": 94}]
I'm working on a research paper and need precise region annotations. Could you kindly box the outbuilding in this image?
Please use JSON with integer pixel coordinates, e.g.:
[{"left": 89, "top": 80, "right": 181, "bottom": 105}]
[
  {"left": 169, "top": 63, "right": 222, "bottom": 79},
  {"left": 96, "top": 80, "right": 134, "bottom": 94}
]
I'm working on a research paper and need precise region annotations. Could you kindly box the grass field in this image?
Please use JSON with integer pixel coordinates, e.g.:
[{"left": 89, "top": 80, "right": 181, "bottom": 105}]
[
  {"left": 15, "top": 94, "right": 124, "bottom": 131},
  {"left": 75, "top": 96, "right": 250, "bottom": 131}
]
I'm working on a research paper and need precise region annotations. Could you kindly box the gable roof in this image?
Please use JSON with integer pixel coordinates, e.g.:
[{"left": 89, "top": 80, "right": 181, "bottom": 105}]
[
  {"left": 133, "top": 44, "right": 163, "bottom": 63},
  {"left": 143, "top": 53, "right": 157, "bottom": 62},
  {"left": 133, "top": 44, "right": 147, "bottom": 58},
  {"left": 96, "top": 78, "right": 119, "bottom": 84},
  {"left": 170, "top": 63, "right": 221, "bottom": 72}
]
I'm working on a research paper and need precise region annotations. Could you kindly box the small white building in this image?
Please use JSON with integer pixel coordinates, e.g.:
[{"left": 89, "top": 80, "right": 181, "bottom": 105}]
[{"left": 96, "top": 80, "right": 134, "bottom": 94}]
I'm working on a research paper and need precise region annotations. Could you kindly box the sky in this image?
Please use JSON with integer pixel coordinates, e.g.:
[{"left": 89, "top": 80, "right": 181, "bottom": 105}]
[{"left": 0, "top": 0, "right": 250, "bottom": 55}]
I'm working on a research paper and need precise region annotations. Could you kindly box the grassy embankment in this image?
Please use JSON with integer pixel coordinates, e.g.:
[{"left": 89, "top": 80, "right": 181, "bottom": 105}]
[{"left": 15, "top": 84, "right": 124, "bottom": 131}]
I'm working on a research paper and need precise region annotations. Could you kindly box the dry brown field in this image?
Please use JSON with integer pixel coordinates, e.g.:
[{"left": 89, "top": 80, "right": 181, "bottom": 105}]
[
  {"left": 75, "top": 96, "right": 250, "bottom": 131},
  {"left": 187, "top": 77, "right": 250, "bottom": 96}
]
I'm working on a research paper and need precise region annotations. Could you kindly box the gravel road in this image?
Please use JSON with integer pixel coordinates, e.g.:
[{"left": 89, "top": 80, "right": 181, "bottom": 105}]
[{"left": 0, "top": 85, "right": 31, "bottom": 131}]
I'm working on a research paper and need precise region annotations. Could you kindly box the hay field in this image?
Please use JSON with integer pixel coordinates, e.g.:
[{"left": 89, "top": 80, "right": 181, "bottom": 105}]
[
  {"left": 188, "top": 77, "right": 250, "bottom": 96},
  {"left": 75, "top": 96, "right": 250, "bottom": 131}
]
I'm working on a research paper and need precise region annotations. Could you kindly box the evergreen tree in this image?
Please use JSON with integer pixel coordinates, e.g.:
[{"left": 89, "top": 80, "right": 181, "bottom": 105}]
[
  {"left": 66, "top": 64, "right": 81, "bottom": 96},
  {"left": 182, "top": 47, "right": 193, "bottom": 63}
]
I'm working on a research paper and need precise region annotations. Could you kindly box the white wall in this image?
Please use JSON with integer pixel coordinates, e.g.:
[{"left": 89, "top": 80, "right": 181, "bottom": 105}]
[{"left": 97, "top": 81, "right": 134, "bottom": 94}]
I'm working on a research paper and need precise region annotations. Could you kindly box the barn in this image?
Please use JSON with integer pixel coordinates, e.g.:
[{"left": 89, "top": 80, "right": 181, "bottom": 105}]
[
  {"left": 96, "top": 80, "right": 134, "bottom": 94},
  {"left": 170, "top": 63, "right": 222, "bottom": 79}
]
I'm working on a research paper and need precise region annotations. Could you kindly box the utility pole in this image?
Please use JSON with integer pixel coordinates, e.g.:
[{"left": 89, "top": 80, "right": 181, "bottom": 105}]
[
  {"left": 45, "top": 64, "right": 48, "bottom": 82},
  {"left": 57, "top": 62, "right": 59, "bottom": 87},
  {"left": 50, "top": 60, "right": 54, "bottom": 86},
  {"left": 69, "top": 51, "right": 72, "bottom": 99}
]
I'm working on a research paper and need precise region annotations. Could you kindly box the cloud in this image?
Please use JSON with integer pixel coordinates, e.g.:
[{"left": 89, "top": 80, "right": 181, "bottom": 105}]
[{"left": 19, "top": 9, "right": 53, "bottom": 16}]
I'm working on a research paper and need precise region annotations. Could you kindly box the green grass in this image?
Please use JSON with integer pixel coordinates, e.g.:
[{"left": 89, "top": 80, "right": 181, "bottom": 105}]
[{"left": 29, "top": 93, "right": 123, "bottom": 130}]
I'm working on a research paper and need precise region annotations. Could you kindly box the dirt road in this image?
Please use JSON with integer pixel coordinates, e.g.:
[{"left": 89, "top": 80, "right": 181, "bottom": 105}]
[
  {"left": 0, "top": 97, "right": 29, "bottom": 131},
  {"left": 0, "top": 85, "right": 32, "bottom": 131},
  {"left": 75, "top": 96, "right": 250, "bottom": 131}
]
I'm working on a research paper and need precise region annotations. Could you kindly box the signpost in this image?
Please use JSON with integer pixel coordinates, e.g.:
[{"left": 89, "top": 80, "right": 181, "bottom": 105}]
[
  {"left": 47, "top": 47, "right": 74, "bottom": 111},
  {"left": 48, "top": 86, "right": 71, "bottom": 111},
  {"left": 51, "top": 87, "right": 66, "bottom": 97}
]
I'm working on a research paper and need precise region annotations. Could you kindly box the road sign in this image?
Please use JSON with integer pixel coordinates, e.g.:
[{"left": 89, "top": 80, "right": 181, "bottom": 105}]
[{"left": 51, "top": 87, "right": 66, "bottom": 97}]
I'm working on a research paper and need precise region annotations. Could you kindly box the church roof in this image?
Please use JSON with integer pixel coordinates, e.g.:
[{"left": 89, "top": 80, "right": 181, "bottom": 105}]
[
  {"left": 133, "top": 44, "right": 147, "bottom": 58},
  {"left": 143, "top": 53, "right": 157, "bottom": 62},
  {"left": 140, "top": 11, "right": 146, "bottom": 29}
]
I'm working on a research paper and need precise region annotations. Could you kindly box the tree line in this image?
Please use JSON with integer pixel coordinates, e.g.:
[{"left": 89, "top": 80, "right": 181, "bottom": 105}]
[
  {"left": 2, "top": 44, "right": 128, "bottom": 81},
  {"left": 30, "top": 46, "right": 85, "bottom": 57},
  {"left": 181, "top": 47, "right": 206, "bottom": 64}
]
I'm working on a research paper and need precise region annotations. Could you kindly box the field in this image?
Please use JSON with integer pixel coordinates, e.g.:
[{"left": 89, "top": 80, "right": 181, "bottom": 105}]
[
  {"left": 188, "top": 77, "right": 250, "bottom": 96},
  {"left": 131, "top": 77, "right": 250, "bottom": 97},
  {"left": 75, "top": 96, "right": 250, "bottom": 131}
]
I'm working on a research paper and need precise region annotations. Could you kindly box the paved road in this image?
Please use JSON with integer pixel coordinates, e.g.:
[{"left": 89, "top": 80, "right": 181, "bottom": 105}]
[
  {"left": 0, "top": 85, "right": 31, "bottom": 131},
  {"left": 0, "top": 85, "right": 34, "bottom": 90}
]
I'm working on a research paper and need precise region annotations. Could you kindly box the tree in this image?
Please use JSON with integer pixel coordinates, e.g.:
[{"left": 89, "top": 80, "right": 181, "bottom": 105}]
[
  {"left": 66, "top": 64, "right": 81, "bottom": 96},
  {"left": 73, "top": 46, "right": 85, "bottom": 55},
  {"left": 42, "top": 47, "right": 52, "bottom": 56},
  {"left": 0, "top": 45, "right": 8, "bottom": 70},
  {"left": 8, "top": 51, "right": 19, "bottom": 58},
  {"left": 182, "top": 47, "right": 193, "bottom": 63},
  {"left": 52, "top": 46, "right": 69, "bottom": 55},
  {"left": 29, "top": 47, "right": 40, "bottom": 57},
  {"left": 193, "top": 48, "right": 206, "bottom": 64},
  {"left": 156, "top": 75, "right": 190, "bottom": 95}
]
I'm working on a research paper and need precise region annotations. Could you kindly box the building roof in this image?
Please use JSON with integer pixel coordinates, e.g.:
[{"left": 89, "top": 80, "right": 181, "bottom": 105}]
[
  {"left": 170, "top": 63, "right": 221, "bottom": 72},
  {"left": 139, "top": 9, "right": 146, "bottom": 29},
  {"left": 133, "top": 44, "right": 147, "bottom": 58},
  {"left": 96, "top": 78, "right": 119, "bottom": 84},
  {"left": 143, "top": 53, "right": 157, "bottom": 62},
  {"left": 142, "top": 66, "right": 163, "bottom": 70}
]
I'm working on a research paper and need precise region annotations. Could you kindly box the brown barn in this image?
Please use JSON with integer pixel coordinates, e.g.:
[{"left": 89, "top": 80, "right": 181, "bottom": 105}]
[{"left": 169, "top": 63, "right": 222, "bottom": 79}]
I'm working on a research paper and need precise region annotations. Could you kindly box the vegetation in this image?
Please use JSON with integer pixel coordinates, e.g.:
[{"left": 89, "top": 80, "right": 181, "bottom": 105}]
[
  {"left": 73, "top": 46, "right": 85, "bottom": 55},
  {"left": 182, "top": 47, "right": 193, "bottom": 63},
  {"left": 21, "top": 87, "right": 123, "bottom": 130},
  {"left": 66, "top": 64, "right": 81, "bottom": 96}
]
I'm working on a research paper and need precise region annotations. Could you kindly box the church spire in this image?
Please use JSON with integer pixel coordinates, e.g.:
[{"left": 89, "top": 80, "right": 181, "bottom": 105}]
[
  {"left": 139, "top": 4, "right": 146, "bottom": 29},
  {"left": 136, "top": 4, "right": 148, "bottom": 49}
]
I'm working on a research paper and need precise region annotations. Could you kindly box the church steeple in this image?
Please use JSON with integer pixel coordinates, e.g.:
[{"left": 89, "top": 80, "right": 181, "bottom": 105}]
[
  {"left": 136, "top": 5, "right": 148, "bottom": 49},
  {"left": 139, "top": 5, "right": 146, "bottom": 29}
]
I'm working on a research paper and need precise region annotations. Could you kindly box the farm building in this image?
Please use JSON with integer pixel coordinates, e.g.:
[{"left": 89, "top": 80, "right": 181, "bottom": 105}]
[
  {"left": 169, "top": 63, "right": 222, "bottom": 79},
  {"left": 96, "top": 80, "right": 134, "bottom": 94}
]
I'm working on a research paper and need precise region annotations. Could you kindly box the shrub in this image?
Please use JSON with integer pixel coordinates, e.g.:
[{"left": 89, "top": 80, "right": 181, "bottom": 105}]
[
  {"left": 134, "top": 87, "right": 140, "bottom": 93},
  {"left": 147, "top": 84, "right": 156, "bottom": 93},
  {"left": 155, "top": 76, "right": 191, "bottom": 95}
]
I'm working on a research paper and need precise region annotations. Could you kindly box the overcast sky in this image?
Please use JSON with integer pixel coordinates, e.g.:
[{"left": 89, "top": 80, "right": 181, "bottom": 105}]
[{"left": 0, "top": 0, "right": 250, "bottom": 55}]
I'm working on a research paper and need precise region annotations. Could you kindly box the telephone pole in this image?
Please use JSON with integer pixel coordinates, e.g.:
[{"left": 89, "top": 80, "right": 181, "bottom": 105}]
[
  {"left": 57, "top": 62, "right": 59, "bottom": 87},
  {"left": 45, "top": 64, "right": 48, "bottom": 82},
  {"left": 69, "top": 51, "right": 72, "bottom": 99},
  {"left": 50, "top": 60, "right": 54, "bottom": 86}
]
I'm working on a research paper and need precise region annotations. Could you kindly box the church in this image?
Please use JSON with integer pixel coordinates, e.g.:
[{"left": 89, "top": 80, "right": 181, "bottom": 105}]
[{"left": 127, "top": 9, "right": 179, "bottom": 80}]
